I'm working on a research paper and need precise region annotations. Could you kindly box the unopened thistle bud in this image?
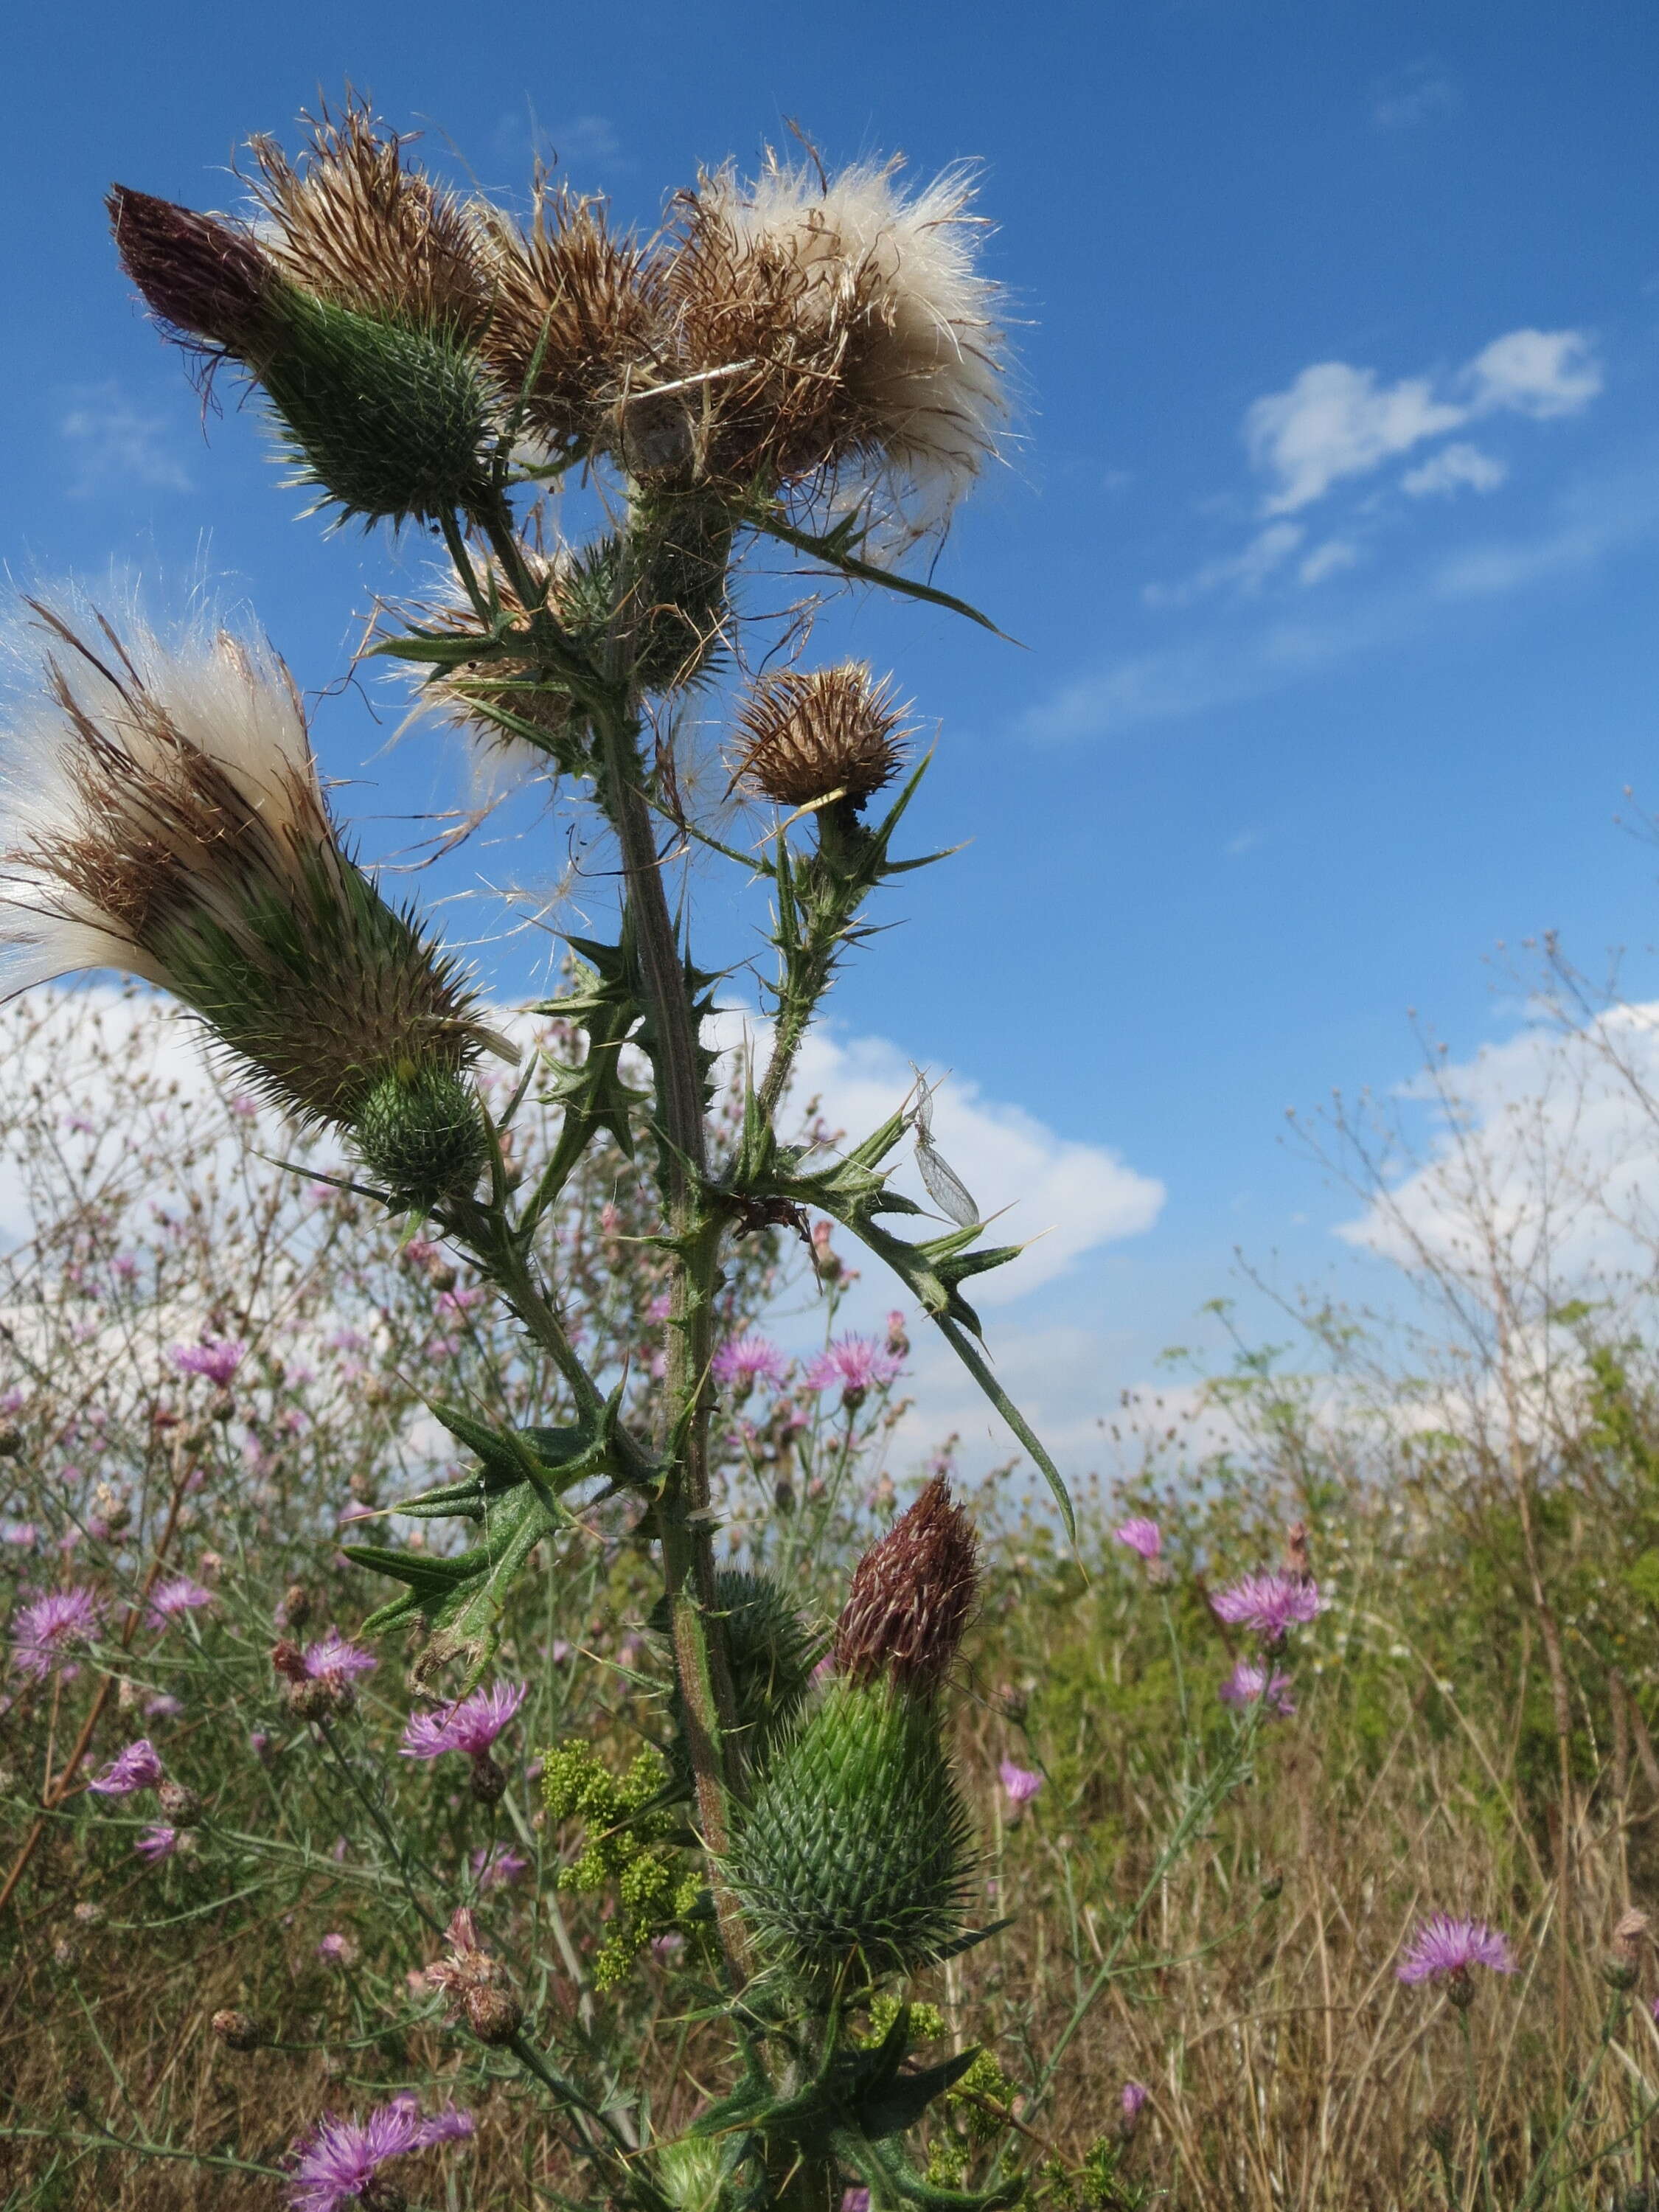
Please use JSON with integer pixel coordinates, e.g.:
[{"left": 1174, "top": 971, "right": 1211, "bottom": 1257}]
[
  {"left": 463, "top": 1984, "right": 524, "bottom": 2045},
  {"left": 210, "top": 2008, "right": 266, "bottom": 2052},
  {"left": 730, "top": 664, "right": 909, "bottom": 814},
  {"left": 833, "top": 1474, "right": 978, "bottom": 1697},
  {"left": 728, "top": 1479, "right": 979, "bottom": 1975},
  {"left": 0, "top": 597, "right": 493, "bottom": 1208},
  {"left": 110, "top": 164, "right": 494, "bottom": 529}
]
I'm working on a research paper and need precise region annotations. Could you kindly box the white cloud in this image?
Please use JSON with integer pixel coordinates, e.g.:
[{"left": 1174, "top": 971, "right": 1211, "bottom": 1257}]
[
  {"left": 60, "top": 383, "right": 192, "bottom": 498},
  {"left": 1464, "top": 329, "right": 1602, "bottom": 420},
  {"left": 1244, "top": 328, "right": 1599, "bottom": 514},
  {"left": 1298, "top": 537, "right": 1361, "bottom": 585},
  {"left": 1371, "top": 63, "right": 1461, "bottom": 131},
  {"left": 1400, "top": 442, "right": 1508, "bottom": 498},
  {"left": 1142, "top": 521, "right": 1303, "bottom": 608}
]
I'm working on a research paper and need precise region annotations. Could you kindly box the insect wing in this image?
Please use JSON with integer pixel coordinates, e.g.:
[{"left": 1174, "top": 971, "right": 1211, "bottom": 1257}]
[{"left": 917, "top": 1134, "right": 980, "bottom": 1228}]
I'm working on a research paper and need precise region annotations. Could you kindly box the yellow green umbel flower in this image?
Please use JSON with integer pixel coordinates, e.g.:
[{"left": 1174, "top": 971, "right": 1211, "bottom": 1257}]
[
  {"left": 0, "top": 595, "right": 493, "bottom": 1210},
  {"left": 728, "top": 1476, "right": 980, "bottom": 1979}
]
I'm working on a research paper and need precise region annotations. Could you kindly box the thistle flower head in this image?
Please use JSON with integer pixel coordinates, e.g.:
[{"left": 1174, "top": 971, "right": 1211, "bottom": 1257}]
[
  {"left": 1397, "top": 1913, "right": 1517, "bottom": 1987},
  {"left": 730, "top": 664, "right": 911, "bottom": 813},
  {"left": 172, "top": 1338, "right": 246, "bottom": 1385},
  {"left": 108, "top": 186, "right": 275, "bottom": 355},
  {"left": 286, "top": 2098, "right": 475, "bottom": 2212},
  {"left": 245, "top": 98, "right": 490, "bottom": 335},
  {"left": 667, "top": 152, "right": 1008, "bottom": 508},
  {"left": 804, "top": 1332, "right": 903, "bottom": 1410},
  {"left": 1209, "top": 1571, "right": 1324, "bottom": 1646},
  {"left": 473, "top": 181, "right": 666, "bottom": 451},
  {"left": 400, "top": 1680, "right": 526, "bottom": 1761},
  {"left": 1121, "top": 2081, "right": 1150, "bottom": 2124},
  {"left": 833, "top": 1474, "right": 979, "bottom": 1697},
  {"left": 471, "top": 1845, "right": 529, "bottom": 1891},
  {"left": 1218, "top": 1660, "right": 1297, "bottom": 1717},
  {"left": 10, "top": 1585, "right": 100, "bottom": 1677},
  {"left": 998, "top": 1757, "right": 1043, "bottom": 1806},
  {"left": 87, "top": 1738, "right": 164, "bottom": 1796},
  {"left": 0, "top": 597, "right": 489, "bottom": 1184},
  {"left": 712, "top": 1334, "right": 789, "bottom": 1391},
  {"left": 133, "top": 1823, "right": 188, "bottom": 1864},
  {"left": 1113, "top": 1516, "right": 1162, "bottom": 1563},
  {"left": 301, "top": 1633, "right": 378, "bottom": 1686},
  {"left": 147, "top": 1575, "right": 215, "bottom": 1626}
]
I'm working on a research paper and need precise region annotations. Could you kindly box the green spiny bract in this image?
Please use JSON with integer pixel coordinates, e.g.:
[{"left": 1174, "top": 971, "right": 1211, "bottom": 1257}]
[
  {"left": 650, "top": 1569, "right": 821, "bottom": 1782},
  {"left": 260, "top": 290, "right": 496, "bottom": 527},
  {"left": 540, "top": 1741, "right": 701, "bottom": 1989},
  {"left": 728, "top": 1676, "right": 974, "bottom": 1978},
  {"left": 156, "top": 850, "right": 484, "bottom": 1135},
  {"left": 352, "top": 1065, "right": 488, "bottom": 1211}
]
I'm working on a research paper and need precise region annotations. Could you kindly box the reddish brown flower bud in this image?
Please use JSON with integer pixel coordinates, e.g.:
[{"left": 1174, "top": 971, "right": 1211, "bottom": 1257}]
[
  {"left": 832, "top": 1474, "right": 978, "bottom": 1696},
  {"left": 271, "top": 1640, "right": 309, "bottom": 1683},
  {"left": 108, "top": 186, "right": 275, "bottom": 354},
  {"left": 464, "top": 1984, "right": 524, "bottom": 2045}
]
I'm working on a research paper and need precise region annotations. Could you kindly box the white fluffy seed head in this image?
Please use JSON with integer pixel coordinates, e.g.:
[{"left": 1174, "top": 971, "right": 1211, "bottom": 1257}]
[
  {"left": 684, "top": 153, "right": 1009, "bottom": 513},
  {"left": 0, "top": 589, "right": 328, "bottom": 998}
]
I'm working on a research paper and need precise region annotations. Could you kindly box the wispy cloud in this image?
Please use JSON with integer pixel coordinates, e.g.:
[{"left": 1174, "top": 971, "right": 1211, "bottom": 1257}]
[
  {"left": 490, "top": 105, "right": 626, "bottom": 177},
  {"left": 1371, "top": 63, "right": 1461, "bottom": 132},
  {"left": 1401, "top": 442, "right": 1508, "bottom": 498},
  {"left": 1023, "top": 447, "right": 1659, "bottom": 744},
  {"left": 1245, "top": 328, "right": 1599, "bottom": 515},
  {"left": 60, "top": 383, "right": 191, "bottom": 498},
  {"left": 1142, "top": 521, "right": 1303, "bottom": 608}
]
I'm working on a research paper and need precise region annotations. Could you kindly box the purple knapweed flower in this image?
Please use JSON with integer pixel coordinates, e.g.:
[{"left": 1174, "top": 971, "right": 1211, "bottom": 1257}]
[
  {"left": 712, "top": 1335, "right": 790, "bottom": 1392},
  {"left": 316, "top": 1932, "right": 357, "bottom": 1966},
  {"left": 1210, "top": 1572, "right": 1323, "bottom": 1645},
  {"left": 286, "top": 2101, "right": 475, "bottom": 2211},
  {"left": 147, "top": 1576, "right": 215, "bottom": 1627},
  {"left": 88, "top": 1739, "right": 164, "bottom": 1797},
  {"left": 1219, "top": 1660, "right": 1297, "bottom": 1717},
  {"left": 1397, "top": 1914, "right": 1517, "bottom": 1986},
  {"left": 302, "top": 1634, "right": 378, "bottom": 1685},
  {"left": 10, "top": 1586, "right": 100, "bottom": 1677},
  {"left": 998, "top": 1758, "right": 1044, "bottom": 1808},
  {"left": 2, "top": 1524, "right": 38, "bottom": 1551},
  {"left": 646, "top": 1291, "right": 674, "bottom": 1323},
  {"left": 133, "top": 1823, "right": 186, "bottom": 1864},
  {"left": 804, "top": 1335, "right": 902, "bottom": 1407},
  {"left": 1121, "top": 2081, "right": 1150, "bottom": 2123},
  {"left": 145, "top": 1693, "right": 184, "bottom": 1719},
  {"left": 472, "top": 1846, "right": 529, "bottom": 1891},
  {"left": 841, "top": 2192, "right": 871, "bottom": 2212},
  {"left": 401, "top": 1681, "right": 526, "bottom": 1761},
  {"left": 1114, "top": 1517, "right": 1162, "bottom": 1562},
  {"left": 171, "top": 1338, "right": 246, "bottom": 1387}
]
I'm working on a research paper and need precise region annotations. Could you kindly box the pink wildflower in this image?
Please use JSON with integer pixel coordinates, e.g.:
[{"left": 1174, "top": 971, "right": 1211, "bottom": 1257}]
[
  {"left": 650, "top": 1931, "right": 686, "bottom": 1961},
  {"left": 147, "top": 1576, "right": 215, "bottom": 1626},
  {"left": 134, "top": 1823, "right": 185, "bottom": 1864},
  {"left": 1397, "top": 1914, "right": 1517, "bottom": 1986},
  {"left": 302, "top": 1634, "right": 378, "bottom": 1684},
  {"left": 998, "top": 1758, "right": 1043, "bottom": 1807},
  {"left": 435, "top": 1284, "right": 484, "bottom": 1320},
  {"left": 286, "top": 2101, "right": 474, "bottom": 2211},
  {"left": 1121, "top": 2081, "right": 1150, "bottom": 2121},
  {"left": 1219, "top": 1660, "right": 1297, "bottom": 1717},
  {"left": 401, "top": 1682, "right": 526, "bottom": 1761},
  {"left": 804, "top": 1335, "right": 901, "bottom": 1408},
  {"left": 712, "top": 1335, "right": 790, "bottom": 1393},
  {"left": 1209, "top": 1572, "right": 1324, "bottom": 1645},
  {"left": 171, "top": 1338, "right": 246, "bottom": 1386},
  {"left": 1113, "top": 1517, "right": 1162, "bottom": 1562},
  {"left": 88, "top": 1739, "right": 164, "bottom": 1796},
  {"left": 316, "top": 1932, "right": 357, "bottom": 1966},
  {"left": 145, "top": 1693, "right": 184, "bottom": 1719},
  {"left": 10, "top": 1586, "right": 100, "bottom": 1677},
  {"left": 472, "top": 1846, "right": 529, "bottom": 1891}
]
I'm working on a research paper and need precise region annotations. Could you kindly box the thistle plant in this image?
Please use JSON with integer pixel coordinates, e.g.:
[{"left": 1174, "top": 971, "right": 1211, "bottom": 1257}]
[{"left": 1, "top": 91, "right": 1078, "bottom": 2212}]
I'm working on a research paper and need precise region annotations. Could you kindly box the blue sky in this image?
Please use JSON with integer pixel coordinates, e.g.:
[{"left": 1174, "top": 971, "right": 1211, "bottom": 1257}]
[{"left": 4, "top": 1, "right": 1657, "bottom": 1466}]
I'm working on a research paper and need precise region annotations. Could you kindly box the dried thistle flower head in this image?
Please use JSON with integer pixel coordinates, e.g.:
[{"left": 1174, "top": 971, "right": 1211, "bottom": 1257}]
[
  {"left": 473, "top": 182, "right": 667, "bottom": 452},
  {"left": 244, "top": 98, "right": 491, "bottom": 336},
  {"left": 833, "top": 1473, "right": 979, "bottom": 1697},
  {"left": 730, "top": 663, "right": 909, "bottom": 812},
  {"left": 0, "top": 594, "right": 489, "bottom": 1158},
  {"left": 667, "top": 151, "right": 1008, "bottom": 507}
]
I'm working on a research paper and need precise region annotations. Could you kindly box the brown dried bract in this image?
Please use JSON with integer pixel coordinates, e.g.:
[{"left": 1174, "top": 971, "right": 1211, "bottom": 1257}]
[
  {"left": 833, "top": 1472, "right": 979, "bottom": 1696},
  {"left": 729, "top": 662, "right": 909, "bottom": 810},
  {"left": 474, "top": 182, "right": 667, "bottom": 450},
  {"left": 245, "top": 97, "right": 490, "bottom": 335}
]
